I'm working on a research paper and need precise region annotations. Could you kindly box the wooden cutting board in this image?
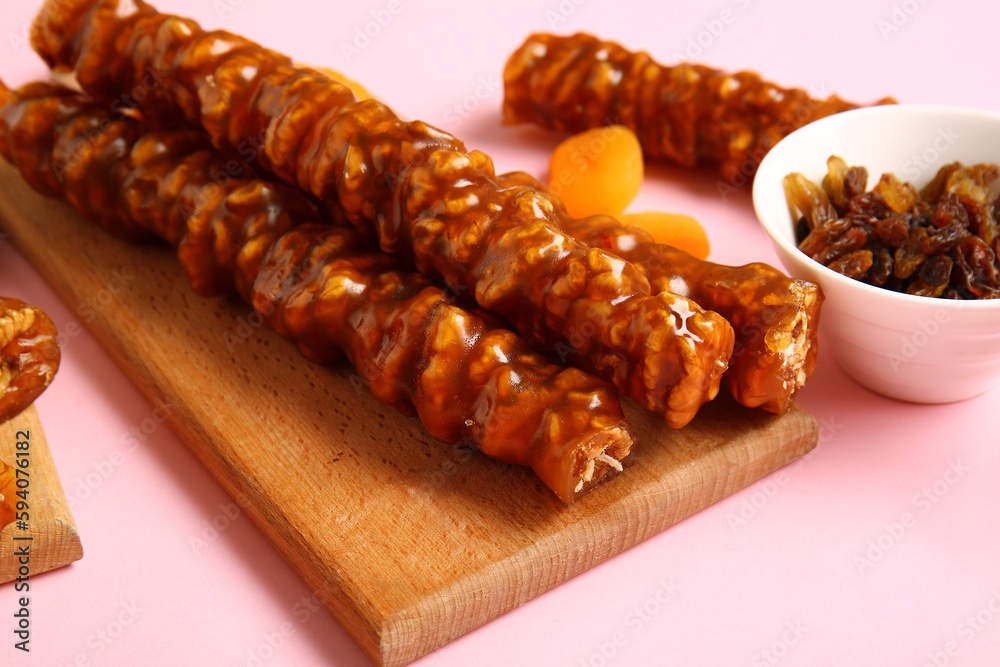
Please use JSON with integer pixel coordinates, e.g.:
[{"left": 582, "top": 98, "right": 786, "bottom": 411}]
[{"left": 0, "top": 159, "right": 817, "bottom": 667}]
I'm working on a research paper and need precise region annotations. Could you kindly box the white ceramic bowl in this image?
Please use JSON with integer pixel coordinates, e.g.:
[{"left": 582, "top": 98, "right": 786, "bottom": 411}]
[{"left": 753, "top": 104, "right": 1000, "bottom": 403}]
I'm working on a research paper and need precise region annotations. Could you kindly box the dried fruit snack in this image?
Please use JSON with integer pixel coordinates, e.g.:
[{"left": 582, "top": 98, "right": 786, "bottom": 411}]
[
  {"left": 547, "top": 126, "right": 712, "bottom": 259},
  {"left": 548, "top": 125, "right": 643, "bottom": 218},
  {"left": 503, "top": 32, "right": 894, "bottom": 184},
  {"left": 787, "top": 156, "right": 1000, "bottom": 299},
  {"left": 30, "top": 0, "right": 735, "bottom": 428},
  {"left": 0, "top": 296, "right": 60, "bottom": 424},
  {"left": 619, "top": 212, "right": 711, "bottom": 261},
  {"left": 0, "top": 80, "right": 634, "bottom": 503}
]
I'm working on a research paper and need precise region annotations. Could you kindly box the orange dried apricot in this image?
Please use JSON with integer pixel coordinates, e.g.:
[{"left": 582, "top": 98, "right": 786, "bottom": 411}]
[
  {"left": 621, "top": 211, "right": 711, "bottom": 260},
  {"left": 548, "top": 125, "right": 643, "bottom": 218}
]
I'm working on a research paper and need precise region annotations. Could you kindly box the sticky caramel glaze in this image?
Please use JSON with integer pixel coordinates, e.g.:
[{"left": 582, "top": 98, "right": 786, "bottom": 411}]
[
  {"left": 562, "top": 217, "right": 821, "bottom": 413},
  {"left": 502, "top": 33, "right": 894, "bottom": 183},
  {"left": 0, "top": 81, "right": 633, "bottom": 503},
  {"left": 0, "top": 296, "right": 60, "bottom": 423},
  {"left": 30, "top": 0, "right": 735, "bottom": 428},
  {"left": 497, "top": 170, "right": 823, "bottom": 414}
]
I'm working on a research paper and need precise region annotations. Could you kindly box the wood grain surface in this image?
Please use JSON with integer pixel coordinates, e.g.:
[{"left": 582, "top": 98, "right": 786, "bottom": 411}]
[
  {"left": 0, "top": 158, "right": 817, "bottom": 666},
  {"left": 0, "top": 405, "right": 83, "bottom": 583}
]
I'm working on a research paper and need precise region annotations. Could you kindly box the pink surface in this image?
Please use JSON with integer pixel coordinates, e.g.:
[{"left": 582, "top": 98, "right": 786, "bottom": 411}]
[{"left": 1, "top": 0, "right": 999, "bottom": 665}]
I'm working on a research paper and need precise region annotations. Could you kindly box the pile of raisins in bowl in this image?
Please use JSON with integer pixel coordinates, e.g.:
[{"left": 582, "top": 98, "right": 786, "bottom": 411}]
[{"left": 784, "top": 156, "right": 1000, "bottom": 299}]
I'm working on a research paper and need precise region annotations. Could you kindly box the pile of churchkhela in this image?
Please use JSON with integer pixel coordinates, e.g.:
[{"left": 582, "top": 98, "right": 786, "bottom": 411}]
[{"left": 0, "top": 0, "right": 890, "bottom": 502}]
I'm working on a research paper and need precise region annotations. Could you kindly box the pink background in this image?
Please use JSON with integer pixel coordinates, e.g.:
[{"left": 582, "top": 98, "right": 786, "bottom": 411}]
[{"left": 1, "top": 0, "right": 999, "bottom": 665}]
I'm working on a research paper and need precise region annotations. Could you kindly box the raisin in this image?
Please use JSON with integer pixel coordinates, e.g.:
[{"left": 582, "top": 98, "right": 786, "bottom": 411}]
[
  {"left": 947, "top": 163, "right": 1000, "bottom": 197},
  {"left": 894, "top": 227, "right": 929, "bottom": 279},
  {"left": 922, "top": 223, "right": 968, "bottom": 255},
  {"left": 799, "top": 218, "right": 849, "bottom": 257},
  {"left": 794, "top": 216, "right": 811, "bottom": 245},
  {"left": 951, "top": 236, "right": 1000, "bottom": 296},
  {"left": 931, "top": 192, "right": 971, "bottom": 229},
  {"left": 919, "top": 162, "right": 962, "bottom": 203},
  {"left": 784, "top": 172, "right": 838, "bottom": 230},
  {"left": 848, "top": 191, "right": 889, "bottom": 218},
  {"left": 813, "top": 226, "right": 868, "bottom": 265},
  {"left": 874, "top": 173, "right": 918, "bottom": 213},
  {"left": 828, "top": 249, "right": 873, "bottom": 278},
  {"left": 911, "top": 198, "right": 935, "bottom": 223},
  {"left": 967, "top": 197, "right": 998, "bottom": 248},
  {"left": 822, "top": 155, "right": 851, "bottom": 213},
  {"left": 907, "top": 278, "right": 948, "bottom": 298},
  {"left": 873, "top": 215, "right": 910, "bottom": 248},
  {"left": 919, "top": 255, "right": 953, "bottom": 286},
  {"left": 869, "top": 246, "right": 893, "bottom": 286},
  {"left": 844, "top": 166, "right": 870, "bottom": 201}
]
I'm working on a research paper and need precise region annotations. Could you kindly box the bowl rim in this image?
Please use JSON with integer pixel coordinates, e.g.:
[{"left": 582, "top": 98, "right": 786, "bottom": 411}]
[{"left": 752, "top": 103, "right": 1000, "bottom": 311}]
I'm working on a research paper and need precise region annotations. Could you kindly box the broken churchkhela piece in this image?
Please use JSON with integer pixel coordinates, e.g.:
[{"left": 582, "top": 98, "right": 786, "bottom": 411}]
[
  {"left": 0, "top": 80, "right": 634, "bottom": 503},
  {"left": 502, "top": 32, "right": 895, "bottom": 185},
  {"left": 0, "top": 296, "right": 60, "bottom": 424},
  {"left": 497, "top": 171, "right": 822, "bottom": 414},
  {"left": 30, "top": 0, "right": 736, "bottom": 429}
]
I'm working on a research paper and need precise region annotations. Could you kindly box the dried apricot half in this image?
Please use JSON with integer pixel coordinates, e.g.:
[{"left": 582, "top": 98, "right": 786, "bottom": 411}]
[
  {"left": 549, "top": 125, "right": 643, "bottom": 218},
  {"left": 621, "top": 211, "right": 711, "bottom": 260}
]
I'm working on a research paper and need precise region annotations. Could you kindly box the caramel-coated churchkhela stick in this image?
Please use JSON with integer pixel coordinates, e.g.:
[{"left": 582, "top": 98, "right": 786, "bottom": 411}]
[
  {"left": 31, "top": 0, "right": 736, "bottom": 428},
  {"left": 497, "top": 172, "right": 822, "bottom": 413},
  {"left": 0, "top": 81, "right": 634, "bottom": 503},
  {"left": 565, "top": 217, "right": 821, "bottom": 413},
  {"left": 502, "top": 33, "right": 894, "bottom": 184},
  {"left": 0, "top": 296, "right": 60, "bottom": 423}
]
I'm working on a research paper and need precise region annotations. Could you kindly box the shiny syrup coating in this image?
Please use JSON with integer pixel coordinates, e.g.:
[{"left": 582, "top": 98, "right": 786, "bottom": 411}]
[
  {"left": 30, "top": 0, "right": 735, "bottom": 428},
  {"left": 502, "top": 33, "right": 895, "bottom": 184},
  {"left": 562, "top": 217, "right": 822, "bottom": 413},
  {"left": 497, "top": 171, "right": 822, "bottom": 414},
  {"left": 0, "top": 296, "right": 60, "bottom": 424},
  {"left": 0, "top": 81, "right": 632, "bottom": 503}
]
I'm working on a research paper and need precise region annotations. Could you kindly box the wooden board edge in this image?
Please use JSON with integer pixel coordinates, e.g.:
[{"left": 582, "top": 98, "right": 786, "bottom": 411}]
[
  {"left": 0, "top": 407, "right": 85, "bottom": 584},
  {"left": 79, "top": 351, "right": 388, "bottom": 664},
  {"left": 377, "top": 408, "right": 819, "bottom": 666},
  {"left": 0, "top": 519, "right": 83, "bottom": 583},
  {"left": 0, "top": 175, "right": 390, "bottom": 661}
]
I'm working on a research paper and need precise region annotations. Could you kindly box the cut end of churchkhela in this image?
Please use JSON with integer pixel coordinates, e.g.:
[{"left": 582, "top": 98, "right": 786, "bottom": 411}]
[
  {"left": 726, "top": 277, "right": 823, "bottom": 414},
  {"left": 772, "top": 280, "right": 822, "bottom": 400},
  {"left": 560, "top": 424, "right": 634, "bottom": 504}
]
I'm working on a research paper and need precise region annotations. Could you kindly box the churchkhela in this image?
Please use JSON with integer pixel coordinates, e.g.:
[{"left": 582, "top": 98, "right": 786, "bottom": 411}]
[
  {"left": 502, "top": 32, "right": 894, "bottom": 184},
  {"left": 497, "top": 170, "right": 822, "bottom": 413},
  {"left": 30, "top": 0, "right": 737, "bottom": 428},
  {"left": 0, "top": 80, "right": 634, "bottom": 503}
]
